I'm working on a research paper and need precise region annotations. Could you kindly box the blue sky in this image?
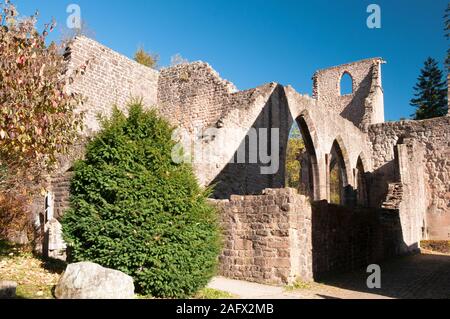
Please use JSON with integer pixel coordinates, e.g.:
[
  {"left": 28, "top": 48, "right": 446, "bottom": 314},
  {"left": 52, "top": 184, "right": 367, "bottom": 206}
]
[{"left": 14, "top": 0, "right": 448, "bottom": 121}]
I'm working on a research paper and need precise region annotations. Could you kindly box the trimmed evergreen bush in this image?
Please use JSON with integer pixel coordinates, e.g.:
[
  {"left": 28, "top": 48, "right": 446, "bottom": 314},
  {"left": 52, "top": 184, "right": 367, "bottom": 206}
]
[{"left": 61, "top": 103, "right": 221, "bottom": 298}]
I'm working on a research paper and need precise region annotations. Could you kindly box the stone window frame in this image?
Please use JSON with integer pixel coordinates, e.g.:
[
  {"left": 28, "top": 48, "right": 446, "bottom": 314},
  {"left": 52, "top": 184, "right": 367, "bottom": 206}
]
[{"left": 339, "top": 71, "right": 354, "bottom": 96}]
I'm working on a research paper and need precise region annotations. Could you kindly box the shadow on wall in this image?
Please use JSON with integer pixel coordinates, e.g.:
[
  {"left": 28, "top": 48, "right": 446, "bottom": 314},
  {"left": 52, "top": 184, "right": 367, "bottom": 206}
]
[
  {"left": 310, "top": 201, "right": 415, "bottom": 284},
  {"left": 340, "top": 71, "right": 373, "bottom": 127},
  {"left": 211, "top": 85, "right": 292, "bottom": 199},
  {"left": 366, "top": 160, "right": 396, "bottom": 208}
]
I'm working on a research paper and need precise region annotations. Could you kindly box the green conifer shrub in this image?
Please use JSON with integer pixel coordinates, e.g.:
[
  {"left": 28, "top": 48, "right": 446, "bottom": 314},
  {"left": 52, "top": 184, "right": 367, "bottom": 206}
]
[{"left": 61, "top": 102, "right": 221, "bottom": 298}]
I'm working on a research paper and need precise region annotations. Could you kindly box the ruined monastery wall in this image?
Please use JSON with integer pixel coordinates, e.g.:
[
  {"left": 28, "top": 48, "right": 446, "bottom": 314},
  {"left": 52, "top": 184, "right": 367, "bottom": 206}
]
[
  {"left": 66, "top": 36, "right": 159, "bottom": 134},
  {"left": 313, "top": 58, "right": 384, "bottom": 129},
  {"left": 369, "top": 117, "right": 450, "bottom": 239},
  {"left": 215, "top": 188, "right": 405, "bottom": 285}
]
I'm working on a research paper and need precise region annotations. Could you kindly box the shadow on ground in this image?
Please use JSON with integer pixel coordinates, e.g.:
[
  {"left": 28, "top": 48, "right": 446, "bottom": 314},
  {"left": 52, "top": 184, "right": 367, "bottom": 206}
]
[
  {"left": 317, "top": 252, "right": 450, "bottom": 299},
  {"left": 0, "top": 239, "right": 66, "bottom": 299}
]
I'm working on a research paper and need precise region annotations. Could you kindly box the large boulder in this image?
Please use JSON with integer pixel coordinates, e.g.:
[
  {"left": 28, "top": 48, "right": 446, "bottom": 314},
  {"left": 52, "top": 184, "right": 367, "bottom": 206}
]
[{"left": 55, "top": 262, "right": 135, "bottom": 299}]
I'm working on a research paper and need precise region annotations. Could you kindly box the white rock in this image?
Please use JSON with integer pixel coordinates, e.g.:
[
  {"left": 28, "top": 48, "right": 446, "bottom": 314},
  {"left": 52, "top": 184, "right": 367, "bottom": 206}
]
[{"left": 55, "top": 262, "right": 135, "bottom": 299}]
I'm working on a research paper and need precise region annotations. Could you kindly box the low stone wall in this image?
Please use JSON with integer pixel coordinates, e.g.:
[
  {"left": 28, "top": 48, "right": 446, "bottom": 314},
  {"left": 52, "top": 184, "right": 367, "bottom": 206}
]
[
  {"left": 213, "top": 189, "right": 313, "bottom": 285},
  {"left": 311, "top": 201, "right": 405, "bottom": 280},
  {"left": 214, "top": 188, "right": 407, "bottom": 285}
]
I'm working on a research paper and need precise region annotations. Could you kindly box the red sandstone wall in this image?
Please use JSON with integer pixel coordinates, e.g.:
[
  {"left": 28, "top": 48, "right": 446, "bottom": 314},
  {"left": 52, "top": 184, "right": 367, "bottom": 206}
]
[
  {"left": 215, "top": 188, "right": 406, "bottom": 285},
  {"left": 311, "top": 201, "right": 405, "bottom": 279},
  {"left": 213, "top": 189, "right": 313, "bottom": 285}
]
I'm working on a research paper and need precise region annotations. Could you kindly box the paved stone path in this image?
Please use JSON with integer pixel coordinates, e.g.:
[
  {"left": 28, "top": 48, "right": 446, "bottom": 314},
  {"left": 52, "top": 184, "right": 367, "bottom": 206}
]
[{"left": 207, "top": 252, "right": 450, "bottom": 299}]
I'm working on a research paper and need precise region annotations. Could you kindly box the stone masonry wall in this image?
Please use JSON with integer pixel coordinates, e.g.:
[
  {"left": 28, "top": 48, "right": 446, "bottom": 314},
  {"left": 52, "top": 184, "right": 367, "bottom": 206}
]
[
  {"left": 215, "top": 188, "right": 405, "bottom": 284},
  {"left": 313, "top": 58, "right": 384, "bottom": 129},
  {"left": 369, "top": 117, "right": 450, "bottom": 239},
  {"left": 157, "top": 62, "right": 238, "bottom": 133},
  {"left": 214, "top": 189, "right": 313, "bottom": 285},
  {"left": 211, "top": 85, "right": 292, "bottom": 198},
  {"left": 66, "top": 36, "right": 159, "bottom": 134},
  {"left": 311, "top": 201, "right": 404, "bottom": 279}
]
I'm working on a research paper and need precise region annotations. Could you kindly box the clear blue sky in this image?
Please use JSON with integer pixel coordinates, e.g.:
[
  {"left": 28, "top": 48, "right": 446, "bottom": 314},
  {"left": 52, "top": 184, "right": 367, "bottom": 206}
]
[{"left": 15, "top": 0, "right": 448, "bottom": 121}]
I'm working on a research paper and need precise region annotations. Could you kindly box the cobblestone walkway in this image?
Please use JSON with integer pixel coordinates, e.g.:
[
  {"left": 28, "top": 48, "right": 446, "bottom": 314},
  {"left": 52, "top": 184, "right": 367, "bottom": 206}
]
[{"left": 208, "top": 252, "right": 450, "bottom": 299}]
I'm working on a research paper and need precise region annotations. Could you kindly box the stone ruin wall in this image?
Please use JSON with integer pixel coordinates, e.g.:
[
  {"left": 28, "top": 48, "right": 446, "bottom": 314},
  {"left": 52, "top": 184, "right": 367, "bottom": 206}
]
[
  {"left": 313, "top": 58, "right": 384, "bottom": 129},
  {"left": 157, "top": 62, "right": 238, "bottom": 133},
  {"left": 210, "top": 85, "right": 292, "bottom": 199},
  {"left": 156, "top": 62, "right": 283, "bottom": 187},
  {"left": 369, "top": 116, "right": 450, "bottom": 240},
  {"left": 215, "top": 188, "right": 404, "bottom": 285},
  {"left": 214, "top": 189, "right": 313, "bottom": 285},
  {"left": 66, "top": 36, "right": 159, "bottom": 135},
  {"left": 35, "top": 36, "right": 450, "bottom": 270}
]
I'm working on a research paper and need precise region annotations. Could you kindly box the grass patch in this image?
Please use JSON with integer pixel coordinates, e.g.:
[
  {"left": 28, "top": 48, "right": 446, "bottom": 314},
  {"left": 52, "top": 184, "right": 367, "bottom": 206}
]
[
  {"left": 194, "top": 288, "right": 236, "bottom": 299},
  {"left": 1, "top": 240, "right": 234, "bottom": 300},
  {"left": 421, "top": 241, "right": 450, "bottom": 254},
  {"left": 0, "top": 240, "right": 64, "bottom": 299},
  {"left": 285, "top": 279, "right": 313, "bottom": 291}
]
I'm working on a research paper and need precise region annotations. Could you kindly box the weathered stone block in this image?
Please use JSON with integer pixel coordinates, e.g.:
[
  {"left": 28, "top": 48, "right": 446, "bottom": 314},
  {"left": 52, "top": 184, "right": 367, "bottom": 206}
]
[{"left": 55, "top": 262, "right": 135, "bottom": 299}]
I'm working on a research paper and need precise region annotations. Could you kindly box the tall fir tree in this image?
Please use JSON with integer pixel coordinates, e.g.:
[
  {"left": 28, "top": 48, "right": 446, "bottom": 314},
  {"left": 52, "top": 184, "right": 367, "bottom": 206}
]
[
  {"left": 445, "top": 3, "right": 450, "bottom": 70},
  {"left": 410, "top": 57, "right": 448, "bottom": 120}
]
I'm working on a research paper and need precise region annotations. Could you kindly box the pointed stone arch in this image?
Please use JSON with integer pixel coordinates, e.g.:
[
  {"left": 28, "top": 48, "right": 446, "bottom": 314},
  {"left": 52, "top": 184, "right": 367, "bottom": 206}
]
[
  {"left": 294, "top": 110, "right": 320, "bottom": 200},
  {"left": 297, "top": 110, "right": 320, "bottom": 153},
  {"left": 327, "top": 136, "right": 353, "bottom": 205},
  {"left": 355, "top": 154, "right": 369, "bottom": 207},
  {"left": 333, "top": 135, "right": 353, "bottom": 186}
]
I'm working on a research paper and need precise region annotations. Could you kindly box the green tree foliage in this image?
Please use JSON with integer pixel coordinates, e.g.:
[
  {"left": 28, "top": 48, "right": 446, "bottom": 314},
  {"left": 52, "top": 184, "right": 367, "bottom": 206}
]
[
  {"left": 285, "top": 126, "right": 304, "bottom": 190},
  {"left": 329, "top": 165, "right": 341, "bottom": 205},
  {"left": 134, "top": 46, "right": 159, "bottom": 69},
  {"left": 445, "top": 3, "right": 450, "bottom": 69},
  {"left": 61, "top": 103, "right": 221, "bottom": 298},
  {"left": 410, "top": 57, "right": 448, "bottom": 120}
]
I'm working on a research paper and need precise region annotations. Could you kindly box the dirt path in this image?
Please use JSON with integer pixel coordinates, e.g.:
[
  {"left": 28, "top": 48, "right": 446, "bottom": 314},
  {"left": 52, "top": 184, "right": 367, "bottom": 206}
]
[{"left": 208, "top": 252, "right": 450, "bottom": 299}]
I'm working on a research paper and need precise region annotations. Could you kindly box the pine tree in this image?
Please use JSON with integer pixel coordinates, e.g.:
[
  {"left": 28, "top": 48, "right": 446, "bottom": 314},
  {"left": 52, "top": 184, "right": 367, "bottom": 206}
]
[
  {"left": 410, "top": 57, "right": 448, "bottom": 120},
  {"left": 445, "top": 4, "right": 450, "bottom": 70}
]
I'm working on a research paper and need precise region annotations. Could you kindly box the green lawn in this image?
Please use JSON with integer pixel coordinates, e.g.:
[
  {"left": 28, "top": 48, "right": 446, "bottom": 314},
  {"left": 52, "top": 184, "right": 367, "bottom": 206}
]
[
  {"left": 0, "top": 240, "right": 234, "bottom": 299},
  {"left": 0, "top": 240, "right": 64, "bottom": 299}
]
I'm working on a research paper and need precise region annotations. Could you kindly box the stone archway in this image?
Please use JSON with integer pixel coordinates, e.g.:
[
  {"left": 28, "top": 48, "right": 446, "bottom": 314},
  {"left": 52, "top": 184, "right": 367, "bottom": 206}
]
[
  {"left": 295, "top": 112, "right": 320, "bottom": 201},
  {"left": 327, "top": 137, "right": 352, "bottom": 205},
  {"left": 355, "top": 155, "right": 368, "bottom": 207}
]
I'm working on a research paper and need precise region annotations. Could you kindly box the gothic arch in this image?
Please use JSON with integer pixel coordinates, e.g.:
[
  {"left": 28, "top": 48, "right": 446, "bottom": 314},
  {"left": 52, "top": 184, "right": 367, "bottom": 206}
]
[
  {"left": 328, "top": 136, "right": 353, "bottom": 205},
  {"left": 294, "top": 111, "right": 320, "bottom": 200},
  {"left": 355, "top": 155, "right": 369, "bottom": 207},
  {"left": 333, "top": 135, "right": 353, "bottom": 186},
  {"left": 297, "top": 110, "right": 319, "bottom": 152}
]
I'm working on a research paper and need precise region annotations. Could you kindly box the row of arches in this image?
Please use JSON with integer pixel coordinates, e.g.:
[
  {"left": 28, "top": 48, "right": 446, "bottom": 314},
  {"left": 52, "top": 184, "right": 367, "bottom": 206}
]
[{"left": 286, "top": 114, "right": 368, "bottom": 207}]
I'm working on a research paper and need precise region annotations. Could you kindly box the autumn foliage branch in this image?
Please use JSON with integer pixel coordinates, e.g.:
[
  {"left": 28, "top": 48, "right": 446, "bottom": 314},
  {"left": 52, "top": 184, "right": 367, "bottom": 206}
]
[{"left": 0, "top": 0, "right": 85, "bottom": 238}]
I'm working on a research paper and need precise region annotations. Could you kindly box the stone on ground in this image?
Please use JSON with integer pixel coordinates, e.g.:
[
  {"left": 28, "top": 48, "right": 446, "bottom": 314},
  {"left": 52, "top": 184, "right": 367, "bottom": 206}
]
[
  {"left": 55, "top": 262, "right": 134, "bottom": 299},
  {"left": 0, "top": 281, "right": 17, "bottom": 299}
]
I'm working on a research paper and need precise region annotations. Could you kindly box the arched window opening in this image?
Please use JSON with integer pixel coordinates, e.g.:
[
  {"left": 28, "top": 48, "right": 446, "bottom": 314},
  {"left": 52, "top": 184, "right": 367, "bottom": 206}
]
[
  {"left": 285, "top": 122, "right": 305, "bottom": 191},
  {"left": 340, "top": 72, "right": 353, "bottom": 96},
  {"left": 284, "top": 116, "right": 319, "bottom": 200},
  {"left": 329, "top": 140, "right": 348, "bottom": 205},
  {"left": 356, "top": 157, "right": 368, "bottom": 206}
]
